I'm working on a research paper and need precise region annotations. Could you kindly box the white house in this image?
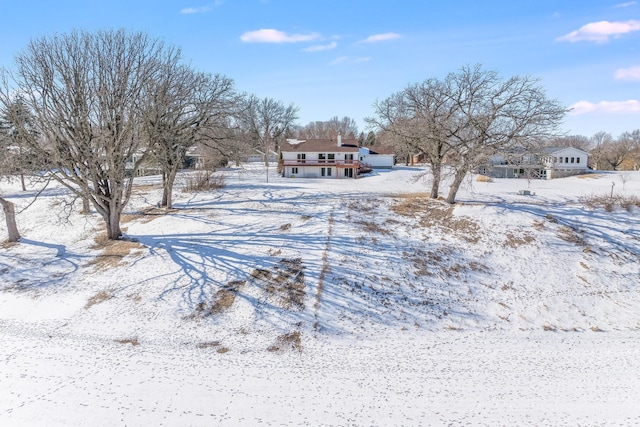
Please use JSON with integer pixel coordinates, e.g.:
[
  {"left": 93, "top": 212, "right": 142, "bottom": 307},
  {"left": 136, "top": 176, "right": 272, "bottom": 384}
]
[
  {"left": 479, "top": 146, "right": 590, "bottom": 180},
  {"left": 281, "top": 135, "right": 371, "bottom": 179},
  {"left": 359, "top": 146, "right": 394, "bottom": 169}
]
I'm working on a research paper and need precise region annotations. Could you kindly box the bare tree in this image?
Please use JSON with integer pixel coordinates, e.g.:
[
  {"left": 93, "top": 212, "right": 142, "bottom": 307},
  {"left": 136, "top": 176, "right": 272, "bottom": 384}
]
[
  {"left": 0, "top": 29, "right": 177, "bottom": 240},
  {"left": 239, "top": 95, "right": 298, "bottom": 182},
  {"left": 589, "top": 131, "right": 613, "bottom": 170},
  {"left": 143, "top": 64, "right": 238, "bottom": 208},
  {"left": 368, "top": 65, "right": 566, "bottom": 203},
  {"left": 442, "top": 65, "right": 567, "bottom": 203},
  {"left": 368, "top": 77, "right": 456, "bottom": 198},
  {"left": 296, "top": 116, "right": 358, "bottom": 139}
]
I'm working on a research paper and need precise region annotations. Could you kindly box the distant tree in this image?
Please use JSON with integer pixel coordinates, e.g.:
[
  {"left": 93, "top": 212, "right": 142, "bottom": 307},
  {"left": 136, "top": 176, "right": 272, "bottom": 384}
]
[
  {"left": 589, "top": 131, "right": 613, "bottom": 170},
  {"left": 364, "top": 131, "right": 376, "bottom": 146},
  {"left": 0, "top": 96, "right": 40, "bottom": 191},
  {"left": 0, "top": 29, "right": 180, "bottom": 240},
  {"left": 547, "top": 134, "right": 591, "bottom": 152},
  {"left": 357, "top": 131, "right": 365, "bottom": 146},
  {"left": 239, "top": 95, "right": 298, "bottom": 182},
  {"left": 297, "top": 116, "right": 358, "bottom": 139}
]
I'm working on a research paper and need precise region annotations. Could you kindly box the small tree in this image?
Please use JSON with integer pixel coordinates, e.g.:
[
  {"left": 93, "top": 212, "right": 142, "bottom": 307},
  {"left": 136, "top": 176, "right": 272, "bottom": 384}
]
[{"left": 239, "top": 95, "right": 298, "bottom": 182}]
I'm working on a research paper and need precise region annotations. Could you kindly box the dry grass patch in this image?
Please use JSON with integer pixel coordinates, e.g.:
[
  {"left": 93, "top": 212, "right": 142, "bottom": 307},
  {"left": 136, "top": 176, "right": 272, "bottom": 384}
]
[
  {"left": 191, "top": 280, "right": 246, "bottom": 318},
  {"left": 268, "top": 331, "right": 302, "bottom": 352},
  {"left": 196, "top": 341, "right": 221, "bottom": 349},
  {"left": 355, "top": 220, "right": 390, "bottom": 235},
  {"left": 391, "top": 195, "right": 480, "bottom": 243},
  {"left": 88, "top": 235, "right": 144, "bottom": 269},
  {"left": 558, "top": 225, "right": 586, "bottom": 246},
  {"left": 85, "top": 290, "right": 113, "bottom": 309},
  {"left": 116, "top": 337, "right": 140, "bottom": 346},
  {"left": 252, "top": 258, "right": 306, "bottom": 311},
  {"left": 505, "top": 232, "right": 536, "bottom": 248},
  {"left": 476, "top": 174, "right": 493, "bottom": 182}
]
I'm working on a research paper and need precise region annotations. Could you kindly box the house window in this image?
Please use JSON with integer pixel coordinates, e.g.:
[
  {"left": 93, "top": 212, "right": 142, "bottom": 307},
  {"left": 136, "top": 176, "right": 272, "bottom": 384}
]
[
  {"left": 328, "top": 153, "right": 335, "bottom": 162},
  {"left": 565, "top": 157, "right": 569, "bottom": 163},
  {"left": 559, "top": 157, "right": 563, "bottom": 163},
  {"left": 291, "top": 167, "right": 298, "bottom": 174},
  {"left": 571, "top": 157, "right": 575, "bottom": 163},
  {"left": 297, "top": 153, "right": 306, "bottom": 163},
  {"left": 576, "top": 157, "right": 580, "bottom": 164},
  {"left": 327, "top": 167, "right": 332, "bottom": 176},
  {"left": 318, "top": 153, "right": 326, "bottom": 162},
  {"left": 321, "top": 167, "right": 326, "bottom": 176}
]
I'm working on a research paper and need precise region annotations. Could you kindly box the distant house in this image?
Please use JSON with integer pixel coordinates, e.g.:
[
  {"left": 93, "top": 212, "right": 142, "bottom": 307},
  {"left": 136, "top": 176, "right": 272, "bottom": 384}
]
[
  {"left": 280, "top": 135, "right": 394, "bottom": 179},
  {"left": 478, "top": 146, "right": 590, "bottom": 180}
]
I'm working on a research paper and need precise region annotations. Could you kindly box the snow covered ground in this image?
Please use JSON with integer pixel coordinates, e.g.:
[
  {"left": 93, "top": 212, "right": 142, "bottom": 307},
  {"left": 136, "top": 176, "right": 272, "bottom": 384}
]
[{"left": 1, "top": 166, "right": 640, "bottom": 426}]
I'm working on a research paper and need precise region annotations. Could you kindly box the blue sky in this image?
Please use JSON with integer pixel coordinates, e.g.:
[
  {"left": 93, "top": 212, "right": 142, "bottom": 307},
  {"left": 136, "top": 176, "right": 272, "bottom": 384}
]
[{"left": 1, "top": 0, "right": 639, "bottom": 138}]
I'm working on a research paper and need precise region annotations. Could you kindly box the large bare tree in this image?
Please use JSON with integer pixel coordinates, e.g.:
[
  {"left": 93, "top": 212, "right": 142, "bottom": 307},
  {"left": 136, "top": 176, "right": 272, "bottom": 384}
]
[
  {"left": 1, "top": 29, "right": 179, "bottom": 239},
  {"left": 369, "top": 65, "right": 567, "bottom": 203},
  {"left": 143, "top": 64, "right": 238, "bottom": 208},
  {"left": 368, "top": 77, "right": 456, "bottom": 198}
]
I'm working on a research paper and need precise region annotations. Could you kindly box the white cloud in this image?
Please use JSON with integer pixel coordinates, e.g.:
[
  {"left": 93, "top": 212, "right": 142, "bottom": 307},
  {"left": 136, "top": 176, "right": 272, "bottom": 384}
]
[
  {"left": 360, "top": 32, "right": 401, "bottom": 43},
  {"left": 330, "top": 56, "right": 349, "bottom": 65},
  {"left": 615, "top": 65, "right": 640, "bottom": 80},
  {"left": 615, "top": 1, "right": 636, "bottom": 7},
  {"left": 569, "top": 100, "right": 640, "bottom": 115},
  {"left": 330, "top": 56, "right": 370, "bottom": 65},
  {"left": 240, "top": 29, "right": 320, "bottom": 43},
  {"left": 180, "top": 3, "right": 220, "bottom": 14},
  {"left": 303, "top": 41, "right": 337, "bottom": 52},
  {"left": 556, "top": 20, "right": 640, "bottom": 43}
]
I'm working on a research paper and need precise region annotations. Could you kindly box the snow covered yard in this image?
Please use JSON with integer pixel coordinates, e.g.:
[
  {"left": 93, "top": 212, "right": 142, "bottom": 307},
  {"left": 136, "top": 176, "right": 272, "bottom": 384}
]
[{"left": 1, "top": 166, "right": 640, "bottom": 426}]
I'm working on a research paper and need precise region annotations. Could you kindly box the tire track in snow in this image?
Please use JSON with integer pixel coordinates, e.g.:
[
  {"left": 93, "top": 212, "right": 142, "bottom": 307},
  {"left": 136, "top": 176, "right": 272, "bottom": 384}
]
[{"left": 313, "top": 208, "right": 334, "bottom": 331}]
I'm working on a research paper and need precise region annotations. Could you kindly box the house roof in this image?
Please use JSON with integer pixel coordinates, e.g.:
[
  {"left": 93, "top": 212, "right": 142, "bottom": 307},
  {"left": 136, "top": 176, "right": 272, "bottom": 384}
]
[
  {"left": 282, "top": 139, "right": 360, "bottom": 153},
  {"left": 541, "top": 146, "right": 590, "bottom": 156}
]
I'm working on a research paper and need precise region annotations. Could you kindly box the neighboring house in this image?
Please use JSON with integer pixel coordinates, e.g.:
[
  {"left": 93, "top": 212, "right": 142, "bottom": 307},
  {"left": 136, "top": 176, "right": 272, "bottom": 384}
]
[
  {"left": 248, "top": 149, "right": 278, "bottom": 164},
  {"left": 281, "top": 135, "right": 385, "bottom": 179},
  {"left": 478, "top": 146, "right": 590, "bottom": 180},
  {"left": 359, "top": 146, "right": 395, "bottom": 169}
]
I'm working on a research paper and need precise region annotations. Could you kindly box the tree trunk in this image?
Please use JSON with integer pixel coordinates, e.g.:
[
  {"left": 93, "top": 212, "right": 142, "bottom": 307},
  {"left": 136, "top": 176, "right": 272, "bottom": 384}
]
[
  {"left": 429, "top": 162, "right": 442, "bottom": 199},
  {"left": 0, "top": 196, "right": 21, "bottom": 242},
  {"left": 106, "top": 208, "right": 123, "bottom": 240},
  {"left": 445, "top": 167, "right": 468, "bottom": 204},
  {"left": 161, "top": 169, "right": 177, "bottom": 209},
  {"left": 20, "top": 174, "right": 26, "bottom": 191}
]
